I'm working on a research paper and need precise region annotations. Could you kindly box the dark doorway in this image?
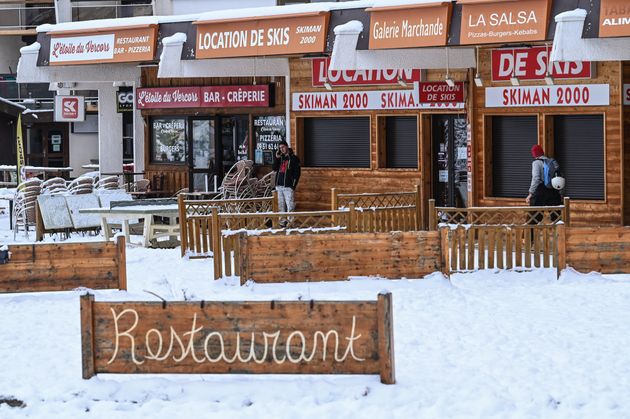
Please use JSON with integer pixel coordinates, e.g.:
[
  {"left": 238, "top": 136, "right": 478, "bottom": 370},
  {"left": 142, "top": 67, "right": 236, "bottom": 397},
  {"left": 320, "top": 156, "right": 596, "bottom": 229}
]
[
  {"left": 26, "top": 123, "right": 69, "bottom": 173},
  {"left": 432, "top": 114, "right": 468, "bottom": 207}
]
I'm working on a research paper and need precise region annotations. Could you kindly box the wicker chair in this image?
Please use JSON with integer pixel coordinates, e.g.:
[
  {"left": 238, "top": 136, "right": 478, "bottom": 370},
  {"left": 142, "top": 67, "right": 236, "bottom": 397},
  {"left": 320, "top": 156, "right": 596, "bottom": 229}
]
[
  {"left": 95, "top": 175, "right": 120, "bottom": 191},
  {"left": 68, "top": 176, "right": 94, "bottom": 195},
  {"left": 13, "top": 179, "right": 42, "bottom": 239},
  {"left": 41, "top": 177, "right": 68, "bottom": 195},
  {"left": 219, "top": 160, "right": 253, "bottom": 199},
  {"left": 255, "top": 171, "right": 276, "bottom": 198}
]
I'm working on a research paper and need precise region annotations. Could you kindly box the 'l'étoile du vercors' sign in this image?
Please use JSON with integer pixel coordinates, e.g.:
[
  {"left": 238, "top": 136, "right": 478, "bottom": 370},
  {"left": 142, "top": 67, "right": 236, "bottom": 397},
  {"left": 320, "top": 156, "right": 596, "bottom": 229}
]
[
  {"left": 49, "top": 26, "right": 157, "bottom": 65},
  {"left": 195, "top": 13, "right": 329, "bottom": 59},
  {"left": 311, "top": 57, "right": 422, "bottom": 87},
  {"left": 80, "top": 293, "right": 395, "bottom": 384},
  {"left": 367, "top": 2, "right": 452, "bottom": 49},
  {"left": 293, "top": 84, "right": 465, "bottom": 112},
  {"left": 485, "top": 84, "right": 610, "bottom": 108},
  {"left": 136, "top": 85, "right": 271, "bottom": 109},
  {"left": 599, "top": 0, "right": 630, "bottom": 38},
  {"left": 491, "top": 47, "right": 593, "bottom": 82},
  {"left": 459, "top": 0, "right": 551, "bottom": 45}
]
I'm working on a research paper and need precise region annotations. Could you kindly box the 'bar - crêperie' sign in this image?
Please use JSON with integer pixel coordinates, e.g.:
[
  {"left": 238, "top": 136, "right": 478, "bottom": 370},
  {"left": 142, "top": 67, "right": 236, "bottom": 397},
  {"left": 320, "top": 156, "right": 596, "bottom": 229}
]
[
  {"left": 485, "top": 84, "right": 610, "bottom": 108},
  {"left": 136, "top": 85, "right": 270, "bottom": 109},
  {"left": 459, "top": 0, "right": 551, "bottom": 45},
  {"left": 491, "top": 47, "right": 593, "bottom": 82},
  {"left": 80, "top": 293, "right": 395, "bottom": 384},
  {"left": 195, "top": 12, "right": 329, "bottom": 59},
  {"left": 49, "top": 26, "right": 157, "bottom": 65},
  {"left": 419, "top": 82, "right": 465, "bottom": 103},
  {"left": 311, "top": 57, "right": 422, "bottom": 87},
  {"left": 599, "top": 0, "right": 630, "bottom": 38},
  {"left": 367, "top": 3, "right": 452, "bottom": 49}
]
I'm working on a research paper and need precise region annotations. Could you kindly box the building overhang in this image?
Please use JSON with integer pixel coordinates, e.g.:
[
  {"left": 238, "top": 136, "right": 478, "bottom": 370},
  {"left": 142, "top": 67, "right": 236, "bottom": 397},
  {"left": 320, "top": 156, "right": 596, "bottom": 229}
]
[{"left": 551, "top": 9, "right": 630, "bottom": 62}]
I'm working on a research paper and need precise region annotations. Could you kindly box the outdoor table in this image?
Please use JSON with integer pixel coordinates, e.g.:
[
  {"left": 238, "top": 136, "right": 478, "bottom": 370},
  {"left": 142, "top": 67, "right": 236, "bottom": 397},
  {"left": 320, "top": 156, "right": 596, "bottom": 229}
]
[{"left": 79, "top": 204, "right": 179, "bottom": 247}]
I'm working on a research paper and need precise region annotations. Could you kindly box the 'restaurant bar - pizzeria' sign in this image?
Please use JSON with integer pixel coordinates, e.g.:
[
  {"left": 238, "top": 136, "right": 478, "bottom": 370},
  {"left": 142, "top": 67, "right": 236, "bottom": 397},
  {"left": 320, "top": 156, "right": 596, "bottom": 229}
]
[
  {"left": 49, "top": 26, "right": 157, "bottom": 65},
  {"left": 136, "top": 85, "right": 271, "bottom": 109},
  {"left": 459, "top": 0, "right": 551, "bottom": 45},
  {"left": 195, "top": 12, "right": 329, "bottom": 59}
]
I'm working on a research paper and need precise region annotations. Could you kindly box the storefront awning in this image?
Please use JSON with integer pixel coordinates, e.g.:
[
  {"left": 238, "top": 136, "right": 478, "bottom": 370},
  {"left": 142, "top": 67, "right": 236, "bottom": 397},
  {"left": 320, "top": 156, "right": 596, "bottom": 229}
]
[
  {"left": 157, "top": 33, "right": 289, "bottom": 78},
  {"left": 551, "top": 9, "right": 630, "bottom": 62},
  {"left": 329, "top": 20, "right": 475, "bottom": 71}
]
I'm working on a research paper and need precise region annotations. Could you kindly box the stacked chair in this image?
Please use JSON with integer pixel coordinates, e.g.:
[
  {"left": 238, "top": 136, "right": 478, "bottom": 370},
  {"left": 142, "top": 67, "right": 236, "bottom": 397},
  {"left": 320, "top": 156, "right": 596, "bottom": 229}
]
[
  {"left": 13, "top": 178, "right": 42, "bottom": 239},
  {"left": 67, "top": 176, "right": 94, "bottom": 195},
  {"left": 41, "top": 177, "right": 68, "bottom": 195}
]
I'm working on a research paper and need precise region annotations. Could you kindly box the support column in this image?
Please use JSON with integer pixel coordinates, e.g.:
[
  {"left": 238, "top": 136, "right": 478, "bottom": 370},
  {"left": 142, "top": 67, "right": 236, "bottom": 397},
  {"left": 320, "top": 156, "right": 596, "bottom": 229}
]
[
  {"left": 98, "top": 85, "right": 123, "bottom": 174},
  {"left": 133, "top": 79, "right": 145, "bottom": 176},
  {"left": 55, "top": 0, "right": 72, "bottom": 23}
]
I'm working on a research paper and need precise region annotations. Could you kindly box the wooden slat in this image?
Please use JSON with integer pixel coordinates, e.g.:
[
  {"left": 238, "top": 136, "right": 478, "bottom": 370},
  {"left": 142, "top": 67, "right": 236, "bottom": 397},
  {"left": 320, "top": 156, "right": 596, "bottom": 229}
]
[
  {"left": 496, "top": 228, "right": 504, "bottom": 270},
  {"left": 487, "top": 229, "right": 495, "bottom": 269},
  {"left": 543, "top": 227, "right": 550, "bottom": 268},
  {"left": 505, "top": 228, "right": 513, "bottom": 270},
  {"left": 524, "top": 229, "right": 532, "bottom": 269},
  {"left": 478, "top": 228, "right": 485, "bottom": 269},
  {"left": 533, "top": 228, "right": 541, "bottom": 268},
  {"left": 467, "top": 227, "right": 475, "bottom": 270},
  {"left": 515, "top": 227, "right": 523, "bottom": 267}
]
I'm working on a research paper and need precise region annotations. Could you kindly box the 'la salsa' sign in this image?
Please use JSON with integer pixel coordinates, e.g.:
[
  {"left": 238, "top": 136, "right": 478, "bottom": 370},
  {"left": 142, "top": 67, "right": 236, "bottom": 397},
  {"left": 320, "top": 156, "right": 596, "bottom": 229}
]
[{"left": 80, "top": 293, "right": 395, "bottom": 384}]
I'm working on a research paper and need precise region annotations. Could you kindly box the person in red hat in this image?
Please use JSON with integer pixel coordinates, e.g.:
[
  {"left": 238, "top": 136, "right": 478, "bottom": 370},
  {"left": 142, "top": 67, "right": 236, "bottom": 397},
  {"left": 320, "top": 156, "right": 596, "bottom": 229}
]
[{"left": 526, "top": 144, "right": 561, "bottom": 206}]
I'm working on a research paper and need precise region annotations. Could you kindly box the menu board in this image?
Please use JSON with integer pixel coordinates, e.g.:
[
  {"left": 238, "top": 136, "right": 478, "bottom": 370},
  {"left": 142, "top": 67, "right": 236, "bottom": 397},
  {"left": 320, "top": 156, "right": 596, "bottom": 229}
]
[
  {"left": 253, "top": 115, "right": 286, "bottom": 165},
  {"left": 151, "top": 118, "right": 186, "bottom": 163}
]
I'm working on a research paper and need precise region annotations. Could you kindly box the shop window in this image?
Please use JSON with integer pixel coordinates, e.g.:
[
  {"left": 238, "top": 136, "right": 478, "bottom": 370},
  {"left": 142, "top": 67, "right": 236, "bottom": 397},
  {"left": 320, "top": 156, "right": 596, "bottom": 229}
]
[
  {"left": 491, "top": 115, "right": 538, "bottom": 198},
  {"left": 302, "top": 117, "right": 370, "bottom": 168},
  {"left": 151, "top": 117, "right": 187, "bottom": 164},
  {"left": 553, "top": 115, "right": 604, "bottom": 200},
  {"left": 384, "top": 116, "right": 418, "bottom": 169}
]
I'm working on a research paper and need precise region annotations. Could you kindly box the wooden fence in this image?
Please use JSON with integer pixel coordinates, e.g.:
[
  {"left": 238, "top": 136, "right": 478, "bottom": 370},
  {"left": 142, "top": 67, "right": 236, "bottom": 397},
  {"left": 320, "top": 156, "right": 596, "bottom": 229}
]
[
  {"left": 0, "top": 237, "right": 126, "bottom": 293},
  {"left": 239, "top": 231, "right": 441, "bottom": 284},
  {"left": 332, "top": 186, "right": 422, "bottom": 232},
  {"left": 178, "top": 193, "right": 277, "bottom": 257}
]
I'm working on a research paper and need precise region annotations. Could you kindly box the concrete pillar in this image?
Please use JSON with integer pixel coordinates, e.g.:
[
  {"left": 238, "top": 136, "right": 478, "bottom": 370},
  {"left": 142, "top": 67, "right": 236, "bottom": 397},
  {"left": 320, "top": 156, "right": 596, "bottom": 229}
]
[
  {"left": 54, "top": 0, "right": 72, "bottom": 23},
  {"left": 132, "top": 79, "right": 145, "bottom": 176},
  {"left": 153, "top": 0, "right": 173, "bottom": 16},
  {"left": 98, "top": 85, "right": 123, "bottom": 174}
]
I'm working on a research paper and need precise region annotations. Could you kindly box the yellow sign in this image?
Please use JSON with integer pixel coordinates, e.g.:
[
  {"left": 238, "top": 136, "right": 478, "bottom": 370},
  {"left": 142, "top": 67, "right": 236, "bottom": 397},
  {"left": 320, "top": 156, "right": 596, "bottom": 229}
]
[{"left": 16, "top": 114, "right": 25, "bottom": 183}]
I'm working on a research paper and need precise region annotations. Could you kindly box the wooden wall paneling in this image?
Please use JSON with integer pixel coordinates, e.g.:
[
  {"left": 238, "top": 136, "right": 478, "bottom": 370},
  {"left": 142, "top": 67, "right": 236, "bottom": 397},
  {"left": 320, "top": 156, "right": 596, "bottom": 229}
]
[
  {"left": 473, "top": 47, "right": 624, "bottom": 226},
  {"left": 565, "top": 226, "right": 630, "bottom": 273},
  {"left": 623, "top": 62, "right": 630, "bottom": 225}
]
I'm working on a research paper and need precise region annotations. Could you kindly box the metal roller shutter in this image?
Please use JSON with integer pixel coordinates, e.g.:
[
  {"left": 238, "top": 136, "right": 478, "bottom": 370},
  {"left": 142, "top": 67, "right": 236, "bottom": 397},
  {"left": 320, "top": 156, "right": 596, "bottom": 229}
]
[
  {"left": 303, "top": 117, "right": 370, "bottom": 168},
  {"left": 553, "top": 115, "right": 604, "bottom": 200},
  {"left": 492, "top": 116, "right": 538, "bottom": 198},
  {"left": 386, "top": 116, "right": 418, "bottom": 168}
]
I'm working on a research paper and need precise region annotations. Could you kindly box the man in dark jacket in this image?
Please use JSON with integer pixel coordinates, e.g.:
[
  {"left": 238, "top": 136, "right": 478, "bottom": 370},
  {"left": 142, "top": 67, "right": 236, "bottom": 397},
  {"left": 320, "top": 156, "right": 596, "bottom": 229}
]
[
  {"left": 526, "top": 144, "right": 562, "bottom": 207},
  {"left": 272, "top": 141, "right": 301, "bottom": 226}
]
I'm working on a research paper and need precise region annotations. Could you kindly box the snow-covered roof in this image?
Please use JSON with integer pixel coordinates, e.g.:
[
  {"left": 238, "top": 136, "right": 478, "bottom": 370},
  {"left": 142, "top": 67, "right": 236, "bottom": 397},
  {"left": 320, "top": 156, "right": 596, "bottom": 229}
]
[{"left": 37, "top": 0, "right": 448, "bottom": 33}]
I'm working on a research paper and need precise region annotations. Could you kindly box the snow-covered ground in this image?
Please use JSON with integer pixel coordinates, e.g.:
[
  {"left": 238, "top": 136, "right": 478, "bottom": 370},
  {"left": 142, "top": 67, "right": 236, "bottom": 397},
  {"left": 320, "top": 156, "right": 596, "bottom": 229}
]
[{"left": 0, "top": 203, "right": 629, "bottom": 418}]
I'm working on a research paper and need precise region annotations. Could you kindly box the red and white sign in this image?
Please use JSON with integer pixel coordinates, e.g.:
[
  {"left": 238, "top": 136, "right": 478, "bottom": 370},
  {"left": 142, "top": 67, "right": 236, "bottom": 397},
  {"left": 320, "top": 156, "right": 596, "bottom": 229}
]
[
  {"left": 54, "top": 95, "right": 85, "bottom": 122},
  {"left": 491, "top": 47, "right": 593, "bottom": 82},
  {"left": 136, "top": 85, "right": 270, "bottom": 109},
  {"left": 485, "top": 84, "right": 610, "bottom": 108},
  {"left": 292, "top": 87, "right": 464, "bottom": 111},
  {"left": 419, "top": 82, "right": 465, "bottom": 103},
  {"left": 624, "top": 84, "right": 630, "bottom": 105},
  {"left": 311, "top": 58, "right": 422, "bottom": 87}
]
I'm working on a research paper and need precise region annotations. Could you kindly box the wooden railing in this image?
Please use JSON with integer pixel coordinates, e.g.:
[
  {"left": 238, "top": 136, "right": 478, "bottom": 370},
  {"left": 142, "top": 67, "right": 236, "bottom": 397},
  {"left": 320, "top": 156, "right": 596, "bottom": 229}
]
[
  {"left": 188, "top": 209, "right": 352, "bottom": 279},
  {"left": 331, "top": 186, "right": 422, "bottom": 231},
  {"left": 178, "top": 193, "right": 277, "bottom": 257},
  {"left": 429, "top": 197, "right": 570, "bottom": 230},
  {"left": 441, "top": 224, "right": 560, "bottom": 274}
]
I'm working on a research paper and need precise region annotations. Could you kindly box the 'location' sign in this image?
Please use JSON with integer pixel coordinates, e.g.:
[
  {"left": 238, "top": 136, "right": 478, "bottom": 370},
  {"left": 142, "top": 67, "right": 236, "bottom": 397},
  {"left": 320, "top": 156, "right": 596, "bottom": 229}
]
[{"left": 311, "top": 58, "right": 422, "bottom": 87}]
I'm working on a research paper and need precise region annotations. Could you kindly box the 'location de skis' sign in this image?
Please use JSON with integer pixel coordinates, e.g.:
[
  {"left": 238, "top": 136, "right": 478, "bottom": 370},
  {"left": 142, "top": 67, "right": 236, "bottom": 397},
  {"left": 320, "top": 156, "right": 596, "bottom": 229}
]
[{"left": 80, "top": 293, "right": 395, "bottom": 384}]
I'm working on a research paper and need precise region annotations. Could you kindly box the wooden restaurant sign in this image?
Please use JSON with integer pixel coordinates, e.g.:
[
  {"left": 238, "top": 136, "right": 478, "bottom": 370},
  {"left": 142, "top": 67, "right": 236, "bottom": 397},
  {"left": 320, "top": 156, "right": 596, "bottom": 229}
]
[
  {"left": 367, "top": 2, "right": 452, "bottom": 49},
  {"left": 49, "top": 26, "right": 157, "bottom": 65},
  {"left": 459, "top": 0, "right": 551, "bottom": 45},
  {"left": 599, "top": 0, "right": 630, "bottom": 37},
  {"left": 80, "top": 293, "right": 395, "bottom": 384},
  {"left": 311, "top": 57, "right": 422, "bottom": 87},
  {"left": 195, "top": 12, "right": 329, "bottom": 59},
  {"left": 492, "top": 47, "right": 593, "bottom": 82},
  {"left": 136, "top": 85, "right": 271, "bottom": 109}
]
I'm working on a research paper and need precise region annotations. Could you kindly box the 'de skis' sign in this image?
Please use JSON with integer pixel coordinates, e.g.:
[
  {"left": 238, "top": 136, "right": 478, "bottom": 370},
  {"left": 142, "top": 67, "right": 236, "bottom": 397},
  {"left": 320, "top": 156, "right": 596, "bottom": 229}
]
[{"left": 80, "top": 293, "right": 395, "bottom": 384}]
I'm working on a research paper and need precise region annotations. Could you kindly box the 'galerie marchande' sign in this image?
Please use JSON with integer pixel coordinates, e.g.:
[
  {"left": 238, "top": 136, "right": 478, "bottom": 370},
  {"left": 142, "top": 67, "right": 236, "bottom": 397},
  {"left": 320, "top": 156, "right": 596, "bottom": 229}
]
[
  {"left": 599, "top": 0, "right": 630, "bottom": 37},
  {"left": 368, "top": 3, "right": 451, "bottom": 49},
  {"left": 459, "top": 0, "right": 551, "bottom": 45},
  {"left": 195, "top": 12, "right": 329, "bottom": 59},
  {"left": 80, "top": 293, "right": 395, "bottom": 384},
  {"left": 49, "top": 26, "right": 157, "bottom": 65}
]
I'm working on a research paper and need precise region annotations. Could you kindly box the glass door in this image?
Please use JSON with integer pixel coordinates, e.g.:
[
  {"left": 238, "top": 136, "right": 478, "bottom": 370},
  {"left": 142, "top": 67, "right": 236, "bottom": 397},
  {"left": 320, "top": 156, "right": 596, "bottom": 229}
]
[
  {"left": 219, "top": 115, "right": 250, "bottom": 177},
  {"left": 432, "top": 115, "right": 468, "bottom": 208},
  {"left": 188, "top": 117, "right": 216, "bottom": 192},
  {"left": 27, "top": 123, "right": 69, "bottom": 177}
]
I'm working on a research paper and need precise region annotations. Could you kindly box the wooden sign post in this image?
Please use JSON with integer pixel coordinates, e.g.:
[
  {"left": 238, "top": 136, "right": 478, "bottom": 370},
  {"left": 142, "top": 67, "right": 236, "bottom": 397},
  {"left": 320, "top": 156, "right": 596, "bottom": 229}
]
[{"left": 81, "top": 292, "right": 395, "bottom": 384}]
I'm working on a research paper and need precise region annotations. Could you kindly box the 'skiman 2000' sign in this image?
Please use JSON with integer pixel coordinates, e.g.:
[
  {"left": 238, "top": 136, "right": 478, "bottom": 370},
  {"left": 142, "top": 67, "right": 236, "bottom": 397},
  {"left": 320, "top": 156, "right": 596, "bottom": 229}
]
[{"left": 80, "top": 293, "right": 395, "bottom": 384}]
